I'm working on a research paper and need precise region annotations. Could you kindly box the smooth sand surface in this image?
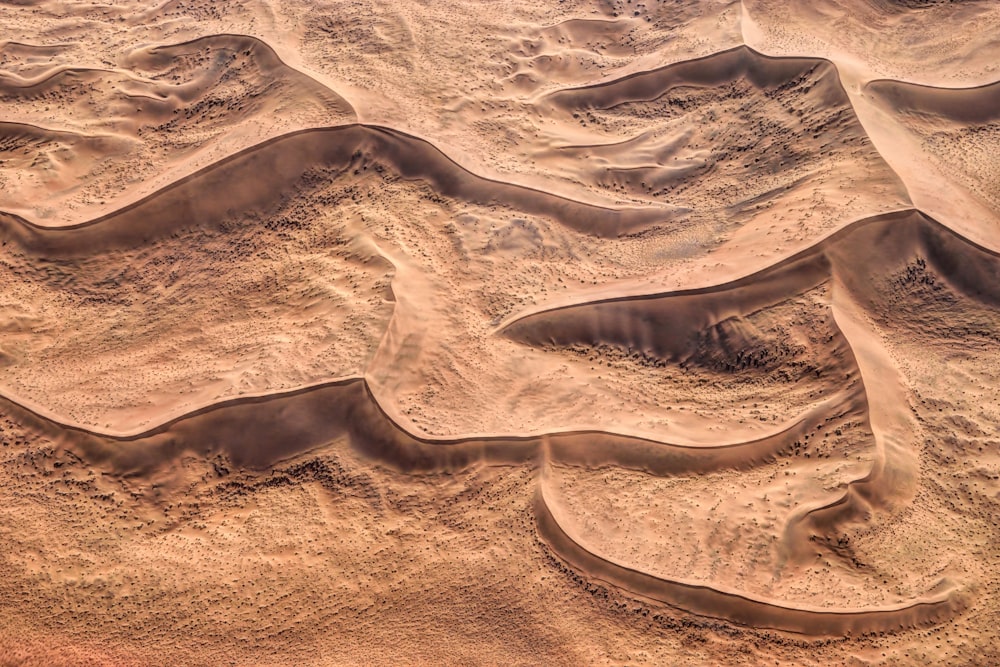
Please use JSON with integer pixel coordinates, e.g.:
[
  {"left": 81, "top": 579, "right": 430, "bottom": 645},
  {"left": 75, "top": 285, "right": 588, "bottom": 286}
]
[{"left": 1, "top": 1, "right": 999, "bottom": 665}]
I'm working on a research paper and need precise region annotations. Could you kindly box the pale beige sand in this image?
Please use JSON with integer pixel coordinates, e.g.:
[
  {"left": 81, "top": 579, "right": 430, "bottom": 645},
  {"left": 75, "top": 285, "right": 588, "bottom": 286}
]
[{"left": 1, "top": 1, "right": 999, "bottom": 666}]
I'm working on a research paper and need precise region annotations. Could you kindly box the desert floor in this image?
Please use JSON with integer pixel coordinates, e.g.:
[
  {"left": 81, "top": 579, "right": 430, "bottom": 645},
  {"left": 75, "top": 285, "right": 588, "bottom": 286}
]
[{"left": 1, "top": 0, "right": 999, "bottom": 665}]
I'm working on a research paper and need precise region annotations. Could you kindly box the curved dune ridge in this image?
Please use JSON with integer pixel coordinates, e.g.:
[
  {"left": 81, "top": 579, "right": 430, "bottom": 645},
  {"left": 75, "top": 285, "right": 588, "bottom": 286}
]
[
  {"left": 545, "top": 45, "right": 849, "bottom": 111},
  {"left": 0, "top": 123, "right": 676, "bottom": 251},
  {"left": 0, "top": 373, "right": 839, "bottom": 478},
  {"left": 865, "top": 78, "right": 1000, "bottom": 125},
  {"left": 123, "top": 33, "right": 355, "bottom": 118},
  {"left": 864, "top": 76, "right": 1000, "bottom": 217},
  {"left": 0, "top": 33, "right": 357, "bottom": 223},
  {"left": 3, "top": 205, "right": 989, "bottom": 637},
  {"left": 502, "top": 209, "right": 999, "bottom": 617},
  {"left": 535, "top": 482, "right": 968, "bottom": 636},
  {"left": 2, "top": 2, "right": 999, "bottom": 662},
  {"left": 500, "top": 209, "right": 1000, "bottom": 343}
]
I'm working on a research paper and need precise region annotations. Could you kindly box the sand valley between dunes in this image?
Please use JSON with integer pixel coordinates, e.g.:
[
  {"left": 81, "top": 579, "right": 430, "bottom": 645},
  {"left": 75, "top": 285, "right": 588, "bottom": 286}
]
[{"left": 1, "top": 1, "right": 999, "bottom": 665}]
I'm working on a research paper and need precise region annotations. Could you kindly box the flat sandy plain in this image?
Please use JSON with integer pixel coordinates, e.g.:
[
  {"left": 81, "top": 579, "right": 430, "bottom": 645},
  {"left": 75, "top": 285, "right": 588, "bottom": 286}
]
[{"left": 0, "top": 0, "right": 999, "bottom": 665}]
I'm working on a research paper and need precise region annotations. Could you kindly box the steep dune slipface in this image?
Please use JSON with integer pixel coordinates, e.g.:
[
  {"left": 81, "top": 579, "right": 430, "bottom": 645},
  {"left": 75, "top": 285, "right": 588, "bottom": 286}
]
[
  {"left": 500, "top": 247, "right": 859, "bottom": 439},
  {"left": 743, "top": 0, "right": 1000, "bottom": 83},
  {"left": 513, "top": 213, "right": 1000, "bottom": 638},
  {"left": 535, "top": 482, "right": 967, "bottom": 636},
  {"left": 866, "top": 79, "right": 1000, "bottom": 125},
  {"left": 2, "top": 0, "right": 1000, "bottom": 665},
  {"left": 0, "top": 157, "right": 394, "bottom": 428},
  {"left": 533, "top": 46, "right": 910, "bottom": 264},
  {"left": 0, "top": 373, "right": 827, "bottom": 483},
  {"left": 0, "top": 34, "right": 355, "bottom": 223},
  {"left": 292, "top": 0, "right": 743, "bottom": 171},
  {"left": 866, "top": 78, "right": 1000, "bottom": 214},
  {"left": 0, "top": 124, "right": 680, "bottom": 256}
]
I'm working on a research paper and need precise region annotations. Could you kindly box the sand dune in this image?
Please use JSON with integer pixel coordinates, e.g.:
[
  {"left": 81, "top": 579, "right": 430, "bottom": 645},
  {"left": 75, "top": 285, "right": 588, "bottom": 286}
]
[
  {"left": 0, "top": 371, "right": 842, "bottom": 479},
  {"left": 501, "top": 210, "right": 999, "bottom": 349},
  {"left": 535, "top": 483, "right": 967, "bottom": 636},
  {"left": 866, "top": 78, "right": 1000, "bottom": 125},
  {"left": 0, "top": 33, "right": 355, "bottom": 223},
  {"left": 0, "top": 123, "right": 680, "bottom": 253},
  {"left": 503, "top": 210, "right": 997, "bottom": 628},
  {"left": 530, "top": 42, "right": 910, "bottom": 275},
  {"left": 546, "top": 46, "right": 842, "bottom": 110},
  {"left": 743, "top": 0, "right": 1000, "bottom": 84},
  {"left": 863, "top": 78, "right": 1000, "bottom": 219},
  {"left": 1, "top": 1, "right": 999, "bottom": 665}
]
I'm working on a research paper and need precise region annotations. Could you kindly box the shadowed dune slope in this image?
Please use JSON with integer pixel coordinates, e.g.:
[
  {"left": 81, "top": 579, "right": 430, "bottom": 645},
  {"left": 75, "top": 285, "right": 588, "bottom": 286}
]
[
  {"left": 502, "top": 247, "right": 833, "bottom": 362},
  {"left": 0, "top": 374, "right": 837, "bottom": 478},
  {"left": 0, "top": 34, "right": 351, "bottom": 117},
  {"left": 507, "top": 211, "right": 1000, "bottom": 625},
  {"left": 546, "top": 46, "right": 849, "bottom": 111},
  {"left": 0, "top": 34, "right": 356, "bottom": 222},
  {"left": 532, "top": 44, "right": 909, "bottom": 268},
  {"left": 1, "top": 1, "right": 999, "bottom": 662},
  {"left": 535, "top": 484, "right": 968, "bottom": 636},
  {"left": 500, "top": 210, "right": 1000, "bottom": 357},
  {"left": 0, "top": 124, "right": 674, "bottom": 253},
  {"left": 866, "top": 78, "right": 1000, "bottom": 125},
  {"left": 122, "top": 33, "right": 354, "bottom": 119},
  {"left": 864, "top": 77, "right": 1000, "bottom": 215},
  {"left": 3, "top": 353, "right": 962, "bottom": 636}
]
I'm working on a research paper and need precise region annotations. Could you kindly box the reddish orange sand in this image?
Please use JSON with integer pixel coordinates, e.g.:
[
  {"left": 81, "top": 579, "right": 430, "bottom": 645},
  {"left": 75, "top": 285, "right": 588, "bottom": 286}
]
[{"left": 1, "top": 1, "right": 999, "bottom": 665}]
